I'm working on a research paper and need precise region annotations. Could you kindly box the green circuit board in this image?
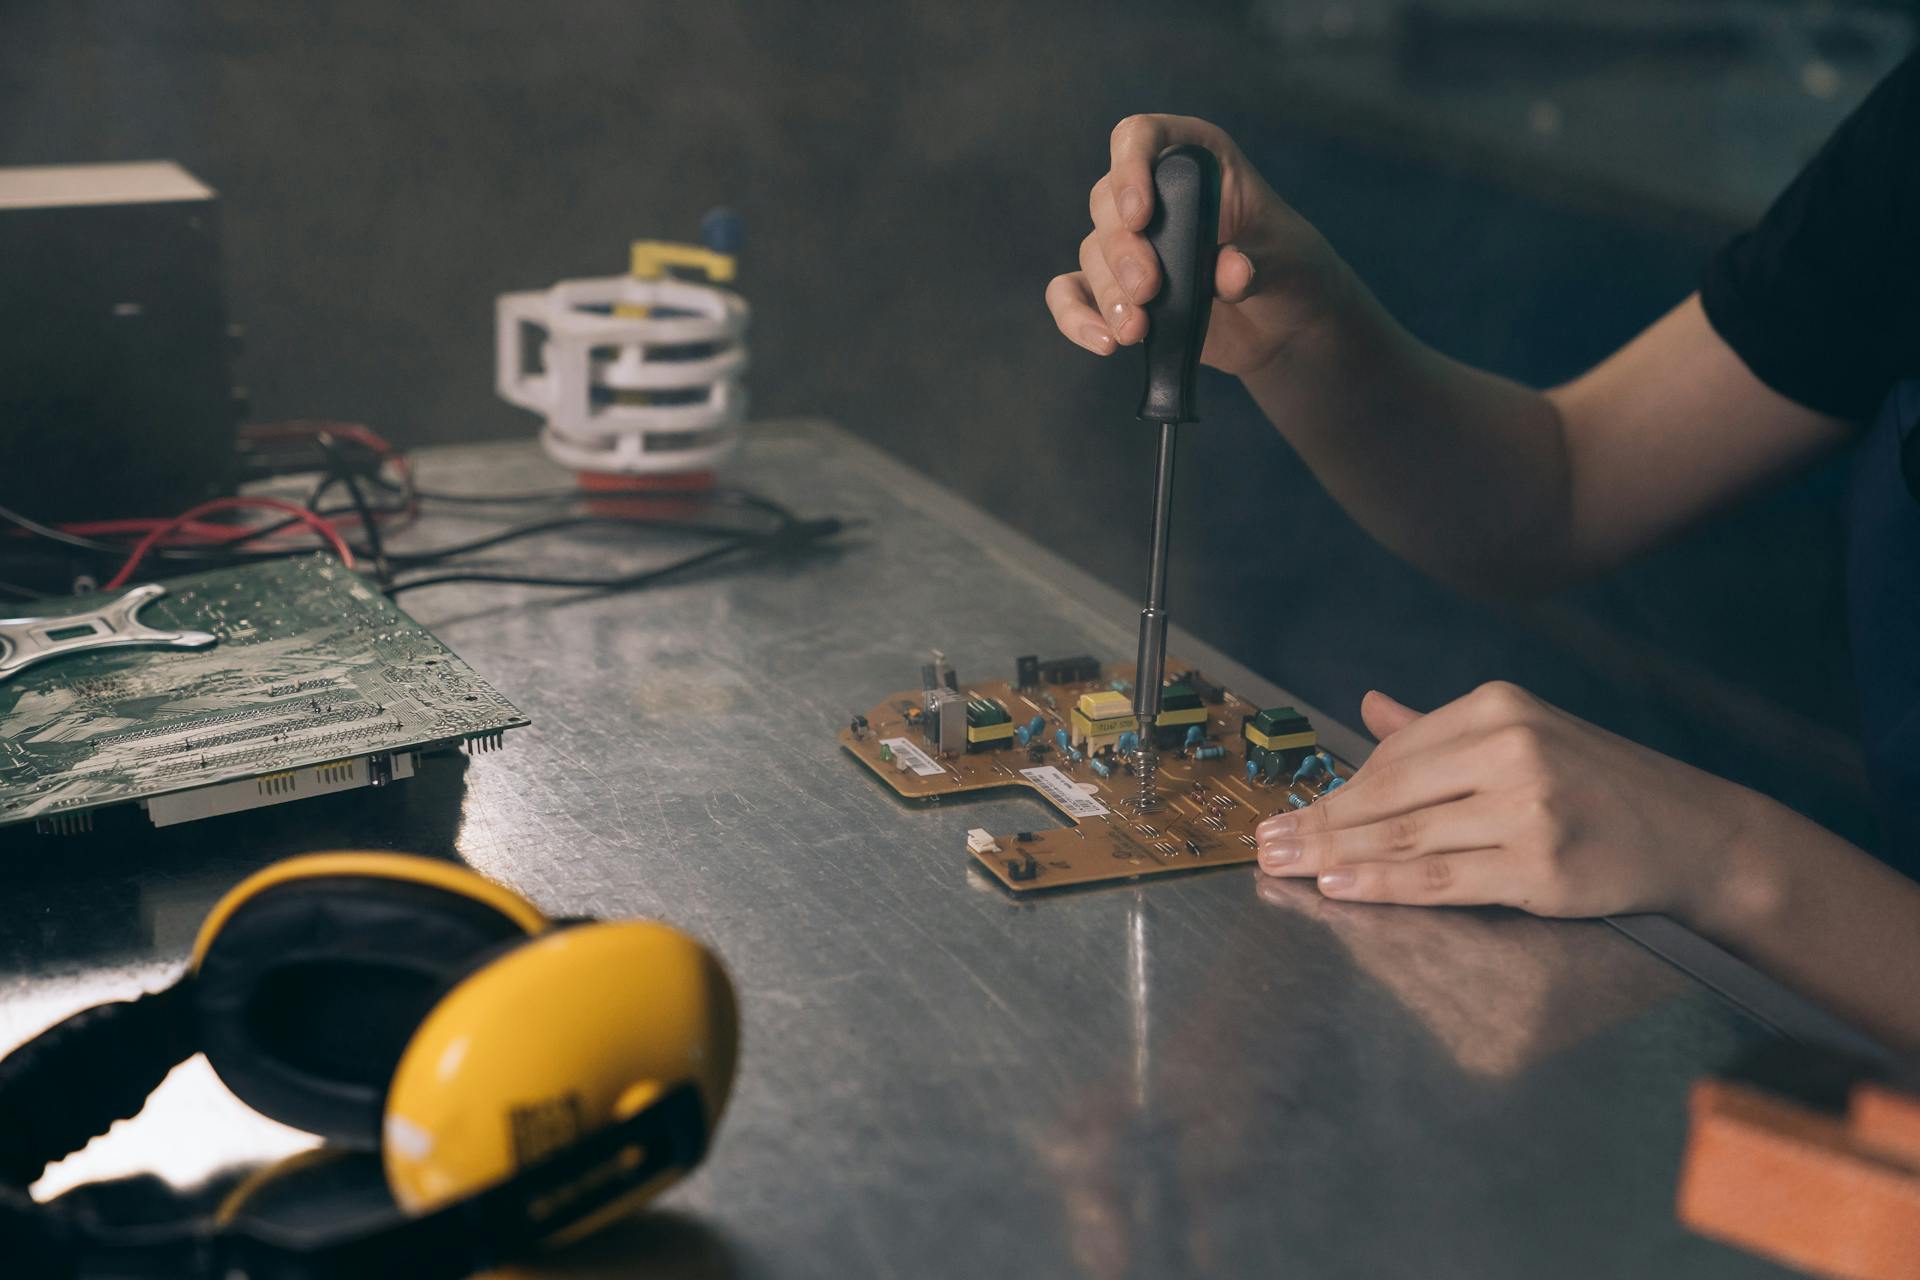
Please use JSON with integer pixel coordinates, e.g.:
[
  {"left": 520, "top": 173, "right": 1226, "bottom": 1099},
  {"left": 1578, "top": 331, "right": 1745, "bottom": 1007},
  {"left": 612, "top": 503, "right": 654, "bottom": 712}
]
[{"left": 0, "top": 556, "right": 526, "bottom": 832}]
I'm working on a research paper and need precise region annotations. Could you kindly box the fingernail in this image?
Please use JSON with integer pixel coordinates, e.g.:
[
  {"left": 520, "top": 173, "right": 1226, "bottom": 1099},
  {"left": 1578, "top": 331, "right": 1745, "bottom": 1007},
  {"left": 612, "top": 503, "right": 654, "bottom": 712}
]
[
  {"left": 1110, "top": 301, "right": 1138, "bottom": 341},
  {"left": 1318, "top": 869, "right": 1355, "bottom": 894},
  {"left": 1260, "top": 840, "right": 1301, "bottom": 867},
  {"left": 1078, "top": 325, "right": 1114, "bottom": 353},
  {"left": 1115, "top": 255, "right": 1146, "bottom": 301},
  {"left": 1119, "top": 188, "right": 1146, "bottom": 227},
  {"left": 1234, "top": 248, "right": 1255, "bottom": 288},
  {"left": 1259, "top": 813, "right": 1297, "bottom": 837}
]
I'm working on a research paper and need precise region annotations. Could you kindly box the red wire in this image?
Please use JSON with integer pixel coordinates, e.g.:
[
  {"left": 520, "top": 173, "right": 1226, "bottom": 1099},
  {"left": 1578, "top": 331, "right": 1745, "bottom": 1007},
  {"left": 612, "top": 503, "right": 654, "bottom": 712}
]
[{"left": 103, "top": 497, "right": 355, "bottom": 589}]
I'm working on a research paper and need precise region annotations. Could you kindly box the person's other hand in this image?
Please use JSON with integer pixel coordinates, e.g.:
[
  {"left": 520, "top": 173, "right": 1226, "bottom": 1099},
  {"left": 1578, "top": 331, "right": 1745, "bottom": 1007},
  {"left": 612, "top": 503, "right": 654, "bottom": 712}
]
[
  {"left": 1254, "top": 682, "right": 1772, "bottom": 926},
  {"left": 1044, "top": 114, "right": 1351, "bottom": 376}
]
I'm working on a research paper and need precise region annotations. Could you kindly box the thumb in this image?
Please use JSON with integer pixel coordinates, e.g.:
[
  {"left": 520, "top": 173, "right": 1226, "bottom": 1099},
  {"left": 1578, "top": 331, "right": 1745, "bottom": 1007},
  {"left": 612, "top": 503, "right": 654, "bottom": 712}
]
[
  {"left": 1360, "top": 689, "right": 1421, "bottom": 741},
  {"left": 1214, "top": 246, "right": 1255, "bottom": 303}
]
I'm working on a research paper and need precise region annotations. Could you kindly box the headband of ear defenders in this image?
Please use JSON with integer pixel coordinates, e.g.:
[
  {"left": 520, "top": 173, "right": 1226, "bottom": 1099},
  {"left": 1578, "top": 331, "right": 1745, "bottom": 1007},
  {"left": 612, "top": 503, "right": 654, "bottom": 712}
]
[
  {"left": 0, "top": 853, "right": 730, "bottom": 1280},
  {"left": 0, "top": 1080, "right": 709, "bottom": 1280}
]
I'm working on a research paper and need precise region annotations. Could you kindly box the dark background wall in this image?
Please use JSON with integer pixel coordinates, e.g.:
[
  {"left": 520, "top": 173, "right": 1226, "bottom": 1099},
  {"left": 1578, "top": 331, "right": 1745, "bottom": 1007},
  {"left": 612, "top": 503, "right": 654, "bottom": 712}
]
[{"left": 0, "top": 1, "right": 1895, "bottom": 847}]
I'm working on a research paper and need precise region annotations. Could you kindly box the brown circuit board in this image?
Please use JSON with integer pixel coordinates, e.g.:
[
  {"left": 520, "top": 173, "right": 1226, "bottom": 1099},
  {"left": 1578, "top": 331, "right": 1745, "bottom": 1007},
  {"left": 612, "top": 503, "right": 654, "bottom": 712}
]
[{"left": 838, "top": 661, "right": 1351, "bottom": 893}]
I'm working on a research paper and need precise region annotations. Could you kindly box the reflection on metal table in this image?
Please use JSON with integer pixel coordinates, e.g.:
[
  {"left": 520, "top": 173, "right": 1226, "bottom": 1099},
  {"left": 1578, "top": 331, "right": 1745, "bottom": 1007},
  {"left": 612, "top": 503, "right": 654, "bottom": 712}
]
[{"left": 0, "top": 421, "right": 1864, "bottom": 1278}]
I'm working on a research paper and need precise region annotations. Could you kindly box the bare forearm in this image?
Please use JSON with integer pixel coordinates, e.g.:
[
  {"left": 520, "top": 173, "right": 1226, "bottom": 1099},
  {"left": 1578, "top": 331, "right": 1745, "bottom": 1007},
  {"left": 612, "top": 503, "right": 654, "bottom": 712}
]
[
  {"left": 1054, "top": 119, "right": 1850, "bottom": 592},
  {"left": 1239, "top": 287, "right": 1574, "bottom": 596},
  {"left": 1685, "top": 794, "right": 1920, "bottom": 1056}
]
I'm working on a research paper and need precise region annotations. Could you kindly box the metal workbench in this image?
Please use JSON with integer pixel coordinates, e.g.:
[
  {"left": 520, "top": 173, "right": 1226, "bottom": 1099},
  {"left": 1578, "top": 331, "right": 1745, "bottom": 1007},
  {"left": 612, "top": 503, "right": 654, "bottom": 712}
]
[{"left": 0, "top": 421, "right": 1871, "bottom": 1278}]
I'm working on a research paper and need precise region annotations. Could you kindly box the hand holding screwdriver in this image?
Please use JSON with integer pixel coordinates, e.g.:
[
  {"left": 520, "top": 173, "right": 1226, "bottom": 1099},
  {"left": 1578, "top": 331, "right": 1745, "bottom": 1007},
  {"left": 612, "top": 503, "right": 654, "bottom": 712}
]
[{"left": 1044, "top": 114, "right": 1351, "bottom": 376}]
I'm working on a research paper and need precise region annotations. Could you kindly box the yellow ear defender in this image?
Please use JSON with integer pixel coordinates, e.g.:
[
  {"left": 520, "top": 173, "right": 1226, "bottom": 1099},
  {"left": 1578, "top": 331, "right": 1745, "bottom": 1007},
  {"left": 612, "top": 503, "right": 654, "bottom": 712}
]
[{"left": 0, "top": 852, "right": 738, "bottom": 1279}]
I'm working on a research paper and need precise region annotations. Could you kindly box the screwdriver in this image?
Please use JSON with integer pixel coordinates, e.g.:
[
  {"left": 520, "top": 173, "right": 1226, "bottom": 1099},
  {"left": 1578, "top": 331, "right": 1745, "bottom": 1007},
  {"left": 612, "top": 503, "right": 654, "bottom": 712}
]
[{"left": 1129, "top": 145, "right": 1220, "bottom": 812}]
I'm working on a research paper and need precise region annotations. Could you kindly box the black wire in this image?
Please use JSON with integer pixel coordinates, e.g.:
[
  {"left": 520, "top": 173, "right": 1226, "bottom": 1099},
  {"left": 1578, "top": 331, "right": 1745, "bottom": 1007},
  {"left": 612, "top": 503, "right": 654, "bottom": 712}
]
[
  {"left": 382, "top": 514, "right": 780, "bottom": 568},
  {"left": 316, "top": 435, "right": 393, "bottom": 587},
  {"left": 387, "top": 536, "right": 759, "bottom": 597},
  {"left": 385, "top": 517, "right": 849, "bottom": 597},
  {"left": 0, "top": 502, "right": 333, "bottom": 566},
  {"left": 2, "top": 448, "right": 846, "bottom": 604},
  {"left": 341, "top": 473, "right": 391, "bottom": 584},
  {"left": 407, "top": 484, "right": 578, "bottom": 505},
  {"left": 3, "top": 497, "right": 796, "bottom": 579},
  {"left": 0, "top": 503, "right": 142, "bottom": 558},
  {"left": 0, "top": 580, "right": 40, "bottom": 602},
  {"left": 408, "top": 482, "right": 800, "bottom": 523}
]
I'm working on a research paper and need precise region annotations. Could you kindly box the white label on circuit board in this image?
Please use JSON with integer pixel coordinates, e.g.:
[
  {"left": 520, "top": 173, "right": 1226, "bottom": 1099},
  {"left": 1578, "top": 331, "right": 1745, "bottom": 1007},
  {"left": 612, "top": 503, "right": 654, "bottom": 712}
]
[
  {"left": 1020, "top": 766, "right": 1109, "bottom": 818},
  {"left": 880, "top": 737, "right": 945, "bottom": 777}
]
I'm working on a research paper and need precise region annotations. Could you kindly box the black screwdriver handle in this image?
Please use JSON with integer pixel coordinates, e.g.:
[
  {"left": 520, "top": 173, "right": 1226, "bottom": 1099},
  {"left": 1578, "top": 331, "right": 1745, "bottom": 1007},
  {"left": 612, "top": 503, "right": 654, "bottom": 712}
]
[{"left": 1137, "top": 144, "right": 1221, "bottom": 425}]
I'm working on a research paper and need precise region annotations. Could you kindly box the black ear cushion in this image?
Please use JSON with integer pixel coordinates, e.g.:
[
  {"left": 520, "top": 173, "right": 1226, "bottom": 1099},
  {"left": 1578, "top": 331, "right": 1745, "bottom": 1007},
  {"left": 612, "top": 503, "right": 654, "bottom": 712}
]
[{"left": 193, "top": 875, "right": 538, "bottom": 1146}]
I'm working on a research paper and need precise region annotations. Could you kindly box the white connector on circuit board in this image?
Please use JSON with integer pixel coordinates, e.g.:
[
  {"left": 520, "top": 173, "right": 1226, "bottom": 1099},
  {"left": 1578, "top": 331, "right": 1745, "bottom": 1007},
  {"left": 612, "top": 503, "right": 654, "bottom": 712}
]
[{"left": 965, "top": 828, "right": 1000, "bottom": 856}]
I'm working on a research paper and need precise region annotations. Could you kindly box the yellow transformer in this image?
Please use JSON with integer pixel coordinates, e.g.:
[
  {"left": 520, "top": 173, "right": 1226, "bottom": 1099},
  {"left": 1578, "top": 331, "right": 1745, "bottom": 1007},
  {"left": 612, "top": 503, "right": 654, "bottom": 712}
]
[
  {"left": 1152, "top": 682, "right": 1207, "bottom": 743},
  {"left": 964, "top": 696, "right": 1014, "bottom": 751},
  {"left": 1070, "top": 690, "right": 1138, "bottom": 752}
]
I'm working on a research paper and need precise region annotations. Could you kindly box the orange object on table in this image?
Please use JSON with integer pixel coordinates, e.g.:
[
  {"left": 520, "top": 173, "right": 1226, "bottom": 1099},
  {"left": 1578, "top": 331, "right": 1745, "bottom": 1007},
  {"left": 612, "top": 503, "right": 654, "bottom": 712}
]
[{"left": 1678, "top": 1073, "right": 1920, "bottom": 1278}]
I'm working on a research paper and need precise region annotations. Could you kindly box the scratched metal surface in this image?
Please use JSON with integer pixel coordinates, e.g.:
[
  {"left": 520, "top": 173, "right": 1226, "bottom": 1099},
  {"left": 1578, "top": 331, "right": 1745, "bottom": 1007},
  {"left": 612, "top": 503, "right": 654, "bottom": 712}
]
[{"left": 0, "top": 422, "right": 1795, "bottom": 1279}]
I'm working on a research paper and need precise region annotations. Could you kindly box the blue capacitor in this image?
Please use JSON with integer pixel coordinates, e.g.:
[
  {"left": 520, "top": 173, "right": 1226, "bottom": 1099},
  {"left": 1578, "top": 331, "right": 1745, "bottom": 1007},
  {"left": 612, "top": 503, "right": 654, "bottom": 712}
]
[
  {"left": 1054, "top": 727, "right": 1072, "bottom": 753},
  {"left": 1193, "top": 745, "right": 1225, "bottom": 761},
  {"left": 1322, "top": 775, "right": 1346, "bottom": 792},
  {"left": 1245, "top": 760, "right": 1259, "bottom": 782},
  {"left": 1184, "top": 725, "right": 1205, "bottom": 749},
  {"left": 1015, "top": 725, "right": 1033, "bottom": 747},
  {"left": 1118, "top": 730, "right": 1140, "bottom": 755},
  {"left": 1090, "top": 757, "right": 1112, "bottom": 778},
  {"left": 1027, "top": 715, "right": 1045, "bottom": 737},
  {"left": 1264, "top": 756, "right": 1285, "bottom": 784},
  {"left": 1292, "top": 753, "right": 1329, "bottom": 785}
]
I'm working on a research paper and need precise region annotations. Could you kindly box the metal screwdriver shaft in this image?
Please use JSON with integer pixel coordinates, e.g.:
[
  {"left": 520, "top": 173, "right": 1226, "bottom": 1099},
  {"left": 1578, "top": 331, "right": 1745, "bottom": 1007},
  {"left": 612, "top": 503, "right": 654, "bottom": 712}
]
[
  {"left": 1132, "top": 422, "right": 1177, "bottom": 809},
  {"left": 1130, "top": 145, "right": 1221, "bottom": 812}
]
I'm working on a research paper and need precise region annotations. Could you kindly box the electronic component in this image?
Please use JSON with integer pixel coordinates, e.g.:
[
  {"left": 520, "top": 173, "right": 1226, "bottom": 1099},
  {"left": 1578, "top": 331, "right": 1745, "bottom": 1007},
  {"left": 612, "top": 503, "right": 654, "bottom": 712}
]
[
  {"left": 1014, "top": 654, "right": 1040, "bottom": 689},
  {"left": 1243, "top": 705, "right": 1318, "bottom": 782},
  {"left": 1069, "top": 689, "right": 1137, "bottom": 752},
  {"left": 0, "top": 557, "right": 526, "bottom": 834},
  {"left": 1152, "top": 681, "right": 1207, "bottom": 745},
  {"left": 837, "top": 658, "right": 1350, "bottom": 893},
  {"left": 1175, "top": 669, "right": 1226, "bottom": 704},
  {"left": 965, "top": 828, "right": 1000, "bottom": 856},
  {"left": 924, "top": 689, "right": 966, "bottom": 754},
  {"left": 921, "top": 649, "right": 957, "bottom": 699},
  {"left": 1292, "top": 750, "right": 1335, "bottom": 786},
  {"left": 1013, "top": 714, "right": 1046, "bottom": 748},
  {"left": 964, "top": 696, "right": 1013, "bottom": 751},
  {"left": 848, "top": 713, "right": 869, "bottom": 738},
  {"left": 1037, "top": 654, "right": 1100, "bottom": 685}
]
